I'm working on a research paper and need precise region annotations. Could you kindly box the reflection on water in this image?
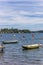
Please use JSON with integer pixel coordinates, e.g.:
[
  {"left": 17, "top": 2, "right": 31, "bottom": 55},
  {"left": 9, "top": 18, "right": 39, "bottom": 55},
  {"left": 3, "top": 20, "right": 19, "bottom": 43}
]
[{"left": 0, "top": 33, "right": 43, "bottom": 65}]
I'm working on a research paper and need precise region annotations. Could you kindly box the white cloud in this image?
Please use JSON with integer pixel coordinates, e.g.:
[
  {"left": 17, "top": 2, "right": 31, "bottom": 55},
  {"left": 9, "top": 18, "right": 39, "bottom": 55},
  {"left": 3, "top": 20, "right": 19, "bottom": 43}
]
[
  {"left": 0, "top": 0, "right": 43, "bottom": 2},
  {"left": 19, "top": 11, "right": 43, "bottom": 15},
  {"left": 14, "top": 16, "right": 43, "bottom": 25},
  {"left": 0, "top": 10, "right": 43, "bottom": 25}
]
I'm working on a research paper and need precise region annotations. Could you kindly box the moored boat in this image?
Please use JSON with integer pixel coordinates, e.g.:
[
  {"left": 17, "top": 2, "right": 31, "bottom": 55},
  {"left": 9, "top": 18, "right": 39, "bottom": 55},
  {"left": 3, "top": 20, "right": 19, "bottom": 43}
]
[
  {"left": 22, "top": 44, "right": 42, "bottom": 50},
  {"left": 0, "top": 45, "right": 5, "bottom": 52},
  {"left": 3, "top": 40, "right": 18, "bottom": 44},
  {"left": 0, "top": 46, "right": 5, "bottom": 48}
]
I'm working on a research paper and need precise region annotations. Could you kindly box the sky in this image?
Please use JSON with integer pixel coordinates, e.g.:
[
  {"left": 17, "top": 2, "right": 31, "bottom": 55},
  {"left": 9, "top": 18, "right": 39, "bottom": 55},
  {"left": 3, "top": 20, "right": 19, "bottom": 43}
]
[{"left": 0, "top": 0, "right": 43, "bottom": 31}]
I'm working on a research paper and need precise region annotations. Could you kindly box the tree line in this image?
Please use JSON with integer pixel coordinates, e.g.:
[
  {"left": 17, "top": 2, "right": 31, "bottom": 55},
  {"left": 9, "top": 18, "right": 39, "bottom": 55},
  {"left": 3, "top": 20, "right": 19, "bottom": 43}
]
[{"left": 0, "top": 28, "right": 31, "bottom": 33}]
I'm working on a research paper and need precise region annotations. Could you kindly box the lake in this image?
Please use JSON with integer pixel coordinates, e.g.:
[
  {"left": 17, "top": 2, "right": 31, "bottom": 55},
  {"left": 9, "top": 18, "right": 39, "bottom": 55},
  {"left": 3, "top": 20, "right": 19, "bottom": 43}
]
[{"left": 0, "top": 33, "right": 43, "bottom": 65}]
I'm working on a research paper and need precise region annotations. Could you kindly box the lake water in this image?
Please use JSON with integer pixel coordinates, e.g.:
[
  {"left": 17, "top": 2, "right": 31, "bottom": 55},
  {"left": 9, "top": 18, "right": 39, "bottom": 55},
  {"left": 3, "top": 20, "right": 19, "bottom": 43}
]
[{"left": 0, "top": 33, "right": 43, "bottom": 65}]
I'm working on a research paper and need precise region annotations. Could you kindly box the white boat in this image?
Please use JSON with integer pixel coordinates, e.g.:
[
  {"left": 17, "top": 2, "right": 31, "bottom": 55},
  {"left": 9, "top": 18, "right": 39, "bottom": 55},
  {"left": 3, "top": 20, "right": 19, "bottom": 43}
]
[
  {"left": 22, "top": 44, "right": 42, "bottom": 49},
  {"left": 3, "top": 40, "right": 18, "bottom": 44}
]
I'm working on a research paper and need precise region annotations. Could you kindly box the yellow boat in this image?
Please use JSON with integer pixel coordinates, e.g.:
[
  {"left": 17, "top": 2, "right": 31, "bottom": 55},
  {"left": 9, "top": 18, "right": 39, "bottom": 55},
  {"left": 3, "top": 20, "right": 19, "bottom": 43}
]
[{"left": 22, "top": 44, "right": 42, "bottom": 50}]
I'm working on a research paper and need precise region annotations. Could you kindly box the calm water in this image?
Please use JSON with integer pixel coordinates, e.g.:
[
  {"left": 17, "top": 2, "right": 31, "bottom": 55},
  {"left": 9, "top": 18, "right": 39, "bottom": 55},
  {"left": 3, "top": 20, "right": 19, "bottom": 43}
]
[{"left": 0, "top": 33, "right": 43, "bottom": 65}]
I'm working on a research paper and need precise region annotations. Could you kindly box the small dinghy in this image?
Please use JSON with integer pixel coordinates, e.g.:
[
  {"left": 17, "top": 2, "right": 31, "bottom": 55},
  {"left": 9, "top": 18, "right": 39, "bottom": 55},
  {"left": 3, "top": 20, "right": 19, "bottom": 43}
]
[
  {"left": 22, "top": 44, "right": 42, "bottom": 50},
  {"left": 3, "top": 40, "right": 18, "bottom": 44}
]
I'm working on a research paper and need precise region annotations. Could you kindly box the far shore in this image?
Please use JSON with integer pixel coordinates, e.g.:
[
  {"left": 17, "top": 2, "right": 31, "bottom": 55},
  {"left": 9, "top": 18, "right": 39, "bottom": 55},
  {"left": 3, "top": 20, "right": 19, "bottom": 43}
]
[{"left": 0, "top": 28, "right": 43, "bottom": 33}]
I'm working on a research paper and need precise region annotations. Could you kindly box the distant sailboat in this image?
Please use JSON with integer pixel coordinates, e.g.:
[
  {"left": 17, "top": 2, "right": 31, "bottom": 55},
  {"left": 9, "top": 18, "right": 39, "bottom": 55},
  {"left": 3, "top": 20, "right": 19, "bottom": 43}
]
[{"left": 13, "top": 34, "right": 15, "bottom": 36}]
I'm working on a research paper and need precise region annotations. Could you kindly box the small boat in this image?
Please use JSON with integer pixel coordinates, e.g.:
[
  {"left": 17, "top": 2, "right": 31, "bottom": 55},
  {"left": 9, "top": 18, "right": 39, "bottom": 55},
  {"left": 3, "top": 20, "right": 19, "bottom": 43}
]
[
  {"left": 0, "top": 46, "right": 5, "bottom": 49},
  {"left": 22, "top": 44, "right": 42, "bottom": 50},
  {"left": 0, "top": 45, "right": 5, "bottom": 52},
  {"left": 3, "top": 40, "right": 18, "bottom": 44}
]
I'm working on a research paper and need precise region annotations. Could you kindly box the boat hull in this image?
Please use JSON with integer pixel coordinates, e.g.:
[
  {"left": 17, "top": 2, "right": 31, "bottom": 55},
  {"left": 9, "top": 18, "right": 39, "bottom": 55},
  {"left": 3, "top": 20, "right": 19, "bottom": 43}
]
[
  {"left": 3, "top": 40, "right": 18, "bottom": 44},
  {"left": 22, "top": 44, "right": 42, "bottom": 50},
  {"left": 0, "top": 46, "right": 5, "bottom": 48}
]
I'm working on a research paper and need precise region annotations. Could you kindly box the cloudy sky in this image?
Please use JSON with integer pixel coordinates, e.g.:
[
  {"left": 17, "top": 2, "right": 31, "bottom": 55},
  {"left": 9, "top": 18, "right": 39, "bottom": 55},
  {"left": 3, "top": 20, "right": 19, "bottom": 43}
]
[{"left": 0, "top": 0, "right": 43, "bottom": 31}]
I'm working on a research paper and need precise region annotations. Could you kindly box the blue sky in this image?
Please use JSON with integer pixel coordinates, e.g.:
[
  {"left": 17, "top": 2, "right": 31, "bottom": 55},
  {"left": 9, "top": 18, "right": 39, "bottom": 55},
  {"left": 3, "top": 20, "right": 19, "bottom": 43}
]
[{"left": 0, "top": 0, "right": 43, "bottom": 31}]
